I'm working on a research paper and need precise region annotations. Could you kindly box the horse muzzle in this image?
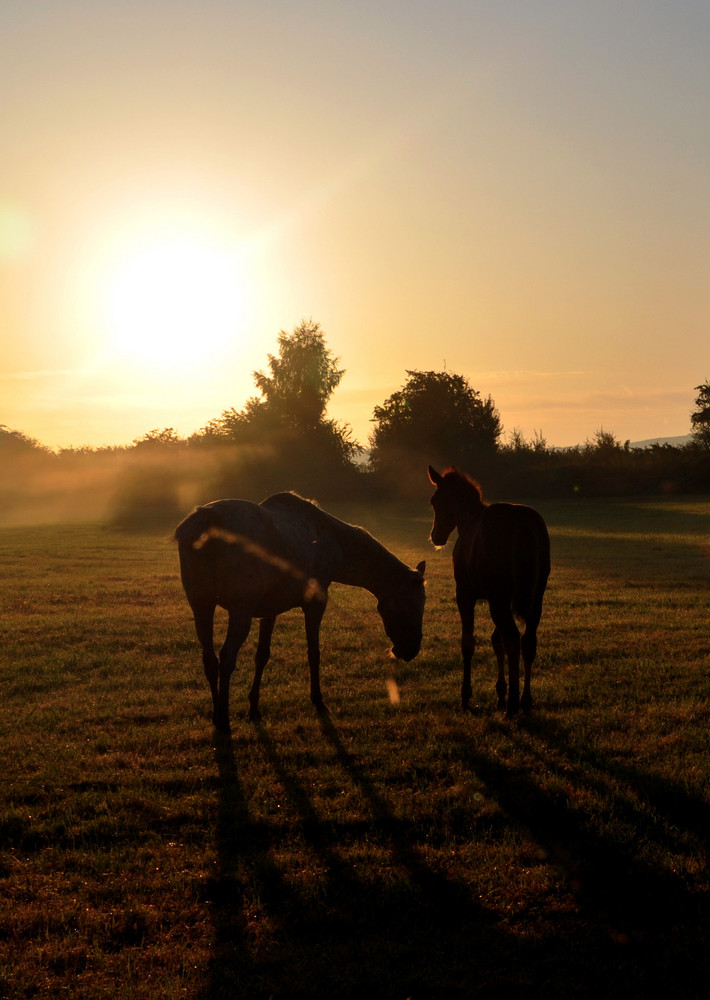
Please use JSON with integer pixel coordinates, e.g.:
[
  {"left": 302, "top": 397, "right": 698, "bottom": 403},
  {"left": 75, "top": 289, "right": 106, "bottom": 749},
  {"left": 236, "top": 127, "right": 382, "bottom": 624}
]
[
  {"left": 391, "top": 641, "right": 421, "bottom": 663},
  {"left": 429, "top": 528, "right": 450, "bottom": 549}
]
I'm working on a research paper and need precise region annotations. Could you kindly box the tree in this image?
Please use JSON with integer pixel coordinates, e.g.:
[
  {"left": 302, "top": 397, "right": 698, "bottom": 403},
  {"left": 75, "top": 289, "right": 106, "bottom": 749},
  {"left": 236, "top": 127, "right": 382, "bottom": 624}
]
[
  {"left": 195, "top": 320, "right": 359, "bottom": 498},
  {"left": 0, "top": 425, "right": 51, "bottom": 459},
  {"left": 583, "top": 428, "right": 630, "bottom": 455},
  {"left": 369, "top": 370, "right": 502, "bottom": 487},
  {"left": 132, "top": 427, "right": 183, "bottom": 448},
  {"left": 192, "top": 319, "right": 356, "bottom": 453},
  {"left": 690, "top": 382, "right": 710, "bottom": 449},
  {"left": 252, "top": 318, "right": 346, "bottom": 432}
]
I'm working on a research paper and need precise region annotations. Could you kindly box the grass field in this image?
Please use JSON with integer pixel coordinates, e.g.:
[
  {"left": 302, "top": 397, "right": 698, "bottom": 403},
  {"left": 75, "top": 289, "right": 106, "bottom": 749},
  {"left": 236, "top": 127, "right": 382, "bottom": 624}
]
[{"left": 0, "top": 496, "right": 708, "bottom": 998}]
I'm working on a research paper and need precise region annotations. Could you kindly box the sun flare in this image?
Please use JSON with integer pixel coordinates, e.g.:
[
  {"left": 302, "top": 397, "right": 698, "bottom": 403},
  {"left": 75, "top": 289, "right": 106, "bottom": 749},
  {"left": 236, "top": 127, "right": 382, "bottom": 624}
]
[{"left": 103, "top": 236, "right": 245, "bottom": 368}]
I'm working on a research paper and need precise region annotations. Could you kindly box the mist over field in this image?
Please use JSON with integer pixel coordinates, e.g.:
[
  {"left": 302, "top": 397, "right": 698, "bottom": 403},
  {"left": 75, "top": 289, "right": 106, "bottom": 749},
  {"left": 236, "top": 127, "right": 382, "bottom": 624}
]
[
  {"left": 0, "top": 444, "right": 224, "bottom": 528},
  {"left": 3, "top": 436, "right": 710, "bottom": 531}
]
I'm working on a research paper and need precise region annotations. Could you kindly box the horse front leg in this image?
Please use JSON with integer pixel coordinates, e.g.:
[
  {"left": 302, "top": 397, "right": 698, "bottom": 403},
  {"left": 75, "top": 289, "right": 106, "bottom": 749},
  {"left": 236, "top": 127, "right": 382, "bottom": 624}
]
[
  {"left": 248, "top": 616, "right": 276, "bottom": 722},
  {"left": 456, "top": 585, "right": 475, "bottom": 712},
  {"left": 215, "top": 612, "right": 252, "bottom": 733},
  {"left": 304, "top": 598, "right": 327, "bottom": 713}
]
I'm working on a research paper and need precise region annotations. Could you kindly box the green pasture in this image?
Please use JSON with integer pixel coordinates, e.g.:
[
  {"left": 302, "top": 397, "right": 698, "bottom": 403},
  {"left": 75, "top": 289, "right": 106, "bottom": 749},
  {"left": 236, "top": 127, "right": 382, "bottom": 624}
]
[{"left": 0, "top": 497, "right": 708, "bottom": 998}]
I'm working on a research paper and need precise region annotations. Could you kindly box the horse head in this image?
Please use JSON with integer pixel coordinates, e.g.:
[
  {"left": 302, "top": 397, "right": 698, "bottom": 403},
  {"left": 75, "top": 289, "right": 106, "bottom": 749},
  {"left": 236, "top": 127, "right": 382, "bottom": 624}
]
[
  {"left": 428, "top": 465, "right": 458, "bottom": 547},
  {"left": 377, "top": 561, "right": 426, "bottom": 662},
  {"left": 428, "top": 465, "right": 484, "bottom": 547}
]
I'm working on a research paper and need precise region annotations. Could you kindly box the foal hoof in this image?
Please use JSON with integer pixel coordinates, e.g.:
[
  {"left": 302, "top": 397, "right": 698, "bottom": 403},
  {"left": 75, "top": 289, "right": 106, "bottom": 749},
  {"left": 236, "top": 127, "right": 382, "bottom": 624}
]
[{"left": 505, "top": 698, "right": 520, "bottom": 718}]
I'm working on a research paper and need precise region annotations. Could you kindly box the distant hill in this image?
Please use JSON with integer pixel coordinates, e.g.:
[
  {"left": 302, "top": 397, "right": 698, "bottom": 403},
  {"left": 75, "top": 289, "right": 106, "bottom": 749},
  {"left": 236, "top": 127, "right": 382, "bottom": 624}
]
[{"left": 630, "top": 434, "right": 692, "bottom": 449}]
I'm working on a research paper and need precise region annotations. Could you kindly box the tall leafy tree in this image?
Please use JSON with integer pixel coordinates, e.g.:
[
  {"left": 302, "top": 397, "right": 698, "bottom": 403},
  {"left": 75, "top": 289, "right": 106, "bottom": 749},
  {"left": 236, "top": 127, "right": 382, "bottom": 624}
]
[
  {"left": 252, "top": 318, "right": 346, "bottom": 432},
  {"left": 196, "top": 319, "right": 357, "bottom": 497},
  {"left": 369, "top": 369, "right": 501, "bottom": 481}
]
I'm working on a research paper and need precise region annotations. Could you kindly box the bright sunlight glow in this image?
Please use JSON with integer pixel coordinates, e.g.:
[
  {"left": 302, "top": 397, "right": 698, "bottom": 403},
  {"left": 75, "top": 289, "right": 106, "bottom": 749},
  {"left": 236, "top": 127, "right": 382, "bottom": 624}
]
[{"left": 103, "top": 237, "right": 245, "bottom": 368}]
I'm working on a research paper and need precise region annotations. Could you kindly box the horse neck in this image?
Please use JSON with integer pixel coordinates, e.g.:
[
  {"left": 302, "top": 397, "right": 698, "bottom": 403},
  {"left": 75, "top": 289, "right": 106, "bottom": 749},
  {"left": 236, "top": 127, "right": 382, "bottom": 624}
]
[
  {"left": 330, "top": 521, "right": 409, "bottom": 598},
  {"left": 454, "top": 492, "right": 486, "bottom": 533}
]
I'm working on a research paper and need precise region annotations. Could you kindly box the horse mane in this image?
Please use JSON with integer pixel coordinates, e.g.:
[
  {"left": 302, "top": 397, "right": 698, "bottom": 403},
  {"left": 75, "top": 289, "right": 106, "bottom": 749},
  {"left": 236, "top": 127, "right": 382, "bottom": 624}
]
[
  {"left": 264, "top": 490, "right": 413, "bottom": 583},
  {"left": 269, "top": 491, "right": 392, "bottom": 556},
  {"left": 441, "top": 467, "right": 485, "bottom": 506}
]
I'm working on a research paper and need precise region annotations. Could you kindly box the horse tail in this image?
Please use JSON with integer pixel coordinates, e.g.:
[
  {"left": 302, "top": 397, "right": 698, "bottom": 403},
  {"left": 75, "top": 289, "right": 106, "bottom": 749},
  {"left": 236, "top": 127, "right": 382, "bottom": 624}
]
[
  {"left": 174, "top": 505, "right": 221, "bottom": 550},
  {"left": 511, "top": 515, "right": 550, "bottom": 622},
  {"left": 175, "top": 505, "right": 233, "bottom": 609}
]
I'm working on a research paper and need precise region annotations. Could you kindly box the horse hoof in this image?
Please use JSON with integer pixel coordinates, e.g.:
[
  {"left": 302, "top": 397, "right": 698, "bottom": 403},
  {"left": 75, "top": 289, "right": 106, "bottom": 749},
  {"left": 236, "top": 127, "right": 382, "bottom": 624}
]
[{"left": 248, "top": 706, "right": 261, "bottom": 723}]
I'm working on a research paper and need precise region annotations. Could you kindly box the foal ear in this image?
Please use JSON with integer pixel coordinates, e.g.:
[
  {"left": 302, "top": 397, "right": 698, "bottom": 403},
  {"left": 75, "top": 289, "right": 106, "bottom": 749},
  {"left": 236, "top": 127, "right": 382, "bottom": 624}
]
[
  {"left": 416, "top": 560, "right": 426, "bottom": 577},
  {"left": 427, "top": 466, "right": 442, "bottom": 486}
]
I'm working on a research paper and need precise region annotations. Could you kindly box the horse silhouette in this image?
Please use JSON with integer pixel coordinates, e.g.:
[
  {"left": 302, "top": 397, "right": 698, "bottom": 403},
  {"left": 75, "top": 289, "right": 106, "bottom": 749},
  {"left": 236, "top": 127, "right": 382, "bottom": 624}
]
[
  {"left": 428, "top": 466, "right": 549, "bottom": 716},
  {"left": 175, "top": 492, "right": 425, "bottom": 730}
]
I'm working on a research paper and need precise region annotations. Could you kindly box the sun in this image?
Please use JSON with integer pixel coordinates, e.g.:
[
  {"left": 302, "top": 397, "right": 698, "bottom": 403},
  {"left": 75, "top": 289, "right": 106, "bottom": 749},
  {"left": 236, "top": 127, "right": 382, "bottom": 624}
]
[{"left": 103, "top": 236, "right": 245, "bottom": 368}]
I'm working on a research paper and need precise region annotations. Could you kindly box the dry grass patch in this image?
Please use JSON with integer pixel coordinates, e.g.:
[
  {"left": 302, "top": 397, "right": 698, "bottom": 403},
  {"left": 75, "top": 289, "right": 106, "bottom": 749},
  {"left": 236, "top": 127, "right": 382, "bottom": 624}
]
[{"left": 0, "top": 498, "right": 709, "bottom": 998}]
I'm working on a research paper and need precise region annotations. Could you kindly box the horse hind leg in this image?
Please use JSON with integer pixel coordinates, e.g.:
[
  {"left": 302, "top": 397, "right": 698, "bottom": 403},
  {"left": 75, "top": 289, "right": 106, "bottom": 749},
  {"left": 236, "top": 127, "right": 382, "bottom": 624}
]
[
  {"left": 192, "top": 603, "right": 220, "bottom": 727},
  {"left": 215, "top": 611, "right": 252, "bottom": 733},
  {"left": 489, "top": 601, "right": 521, "bottom": 717},
  {"left": 491, "top": 628, "right": 507, "bottom": 710},
  {"left": 248, "top": 616, "right": 276, "bottom": 722},
  {"left": 520, "top": 597, "right": 543, "bottom": 715},
  {"left": 520, "top": 628, "right": 536, "bottom": 714}
]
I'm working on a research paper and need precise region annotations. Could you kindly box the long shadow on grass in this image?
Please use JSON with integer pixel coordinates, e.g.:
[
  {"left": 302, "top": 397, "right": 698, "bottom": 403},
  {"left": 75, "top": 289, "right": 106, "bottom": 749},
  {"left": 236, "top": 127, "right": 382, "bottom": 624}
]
[
  {"left": 449, "top": 714, "right": 710, "bottom": 997},
  {"left": 205, "top": 719, "right": 501, "bottom": 1000},
  {"left": 205, "top": 731, "right": 310, "bottom": 999}
]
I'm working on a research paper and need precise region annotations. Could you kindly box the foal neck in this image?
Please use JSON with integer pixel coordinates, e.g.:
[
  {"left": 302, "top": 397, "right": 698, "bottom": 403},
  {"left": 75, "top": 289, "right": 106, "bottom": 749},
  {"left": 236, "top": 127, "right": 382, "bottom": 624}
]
[{"left": 452, "top": 484, "right": 486, "bottom": 530}]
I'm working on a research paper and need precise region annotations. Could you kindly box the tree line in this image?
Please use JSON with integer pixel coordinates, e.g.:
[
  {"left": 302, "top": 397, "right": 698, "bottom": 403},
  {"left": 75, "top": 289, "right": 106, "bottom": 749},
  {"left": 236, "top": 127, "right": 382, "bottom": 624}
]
[{"left": 2, "top": 320, "right": 710, "bottom": 525}]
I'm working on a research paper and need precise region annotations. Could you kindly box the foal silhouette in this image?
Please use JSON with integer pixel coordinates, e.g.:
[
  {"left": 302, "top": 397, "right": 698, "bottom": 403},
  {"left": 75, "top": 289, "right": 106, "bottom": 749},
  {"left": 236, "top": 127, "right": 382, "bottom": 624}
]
[{"left": 428, "top": 466, "right": 549, "bottom": 716}]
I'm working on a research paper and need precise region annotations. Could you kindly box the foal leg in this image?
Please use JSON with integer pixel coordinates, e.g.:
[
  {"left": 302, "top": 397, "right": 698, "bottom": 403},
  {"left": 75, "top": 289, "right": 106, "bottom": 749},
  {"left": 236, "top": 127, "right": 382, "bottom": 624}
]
[
  {"left": 215, "top": 611, "right": 252, "bottom": 733},
  {"left": 491, "top": 628, "right": 507, "bottom": 710},
  {"left": 304, "top": 599, "right": 327, "bottom": 713},
  {"left": 456, "top": 585, "right": 475, "bottom": 711},
  {"left": 248, "top": 616, "right": 276, "bottom": 722},
  {"left": 489, "top": 601, "right": 521, "bottom": 717},
  {"left": 520, "top": 596, "right": 544, "bottom": 714}
]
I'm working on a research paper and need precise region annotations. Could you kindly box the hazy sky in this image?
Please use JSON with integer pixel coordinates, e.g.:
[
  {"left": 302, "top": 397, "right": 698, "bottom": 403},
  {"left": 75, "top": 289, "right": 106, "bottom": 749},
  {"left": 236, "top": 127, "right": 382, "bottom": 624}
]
[{"left": 2, "top": 1, "right": 708, "bottom": 450}]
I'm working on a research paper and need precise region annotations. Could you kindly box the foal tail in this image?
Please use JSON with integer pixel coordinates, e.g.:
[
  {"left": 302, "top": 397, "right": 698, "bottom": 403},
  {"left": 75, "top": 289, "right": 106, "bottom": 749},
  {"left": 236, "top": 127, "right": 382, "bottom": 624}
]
[{"left": 511, "top": 514, "right": 551, "bottom": 622}]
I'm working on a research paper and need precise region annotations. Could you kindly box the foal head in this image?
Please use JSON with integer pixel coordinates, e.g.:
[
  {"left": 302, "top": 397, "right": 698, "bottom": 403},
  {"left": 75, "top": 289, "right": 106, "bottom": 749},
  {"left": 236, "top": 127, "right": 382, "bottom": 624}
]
[
  {"left": 427, "top": 465, "right": 484, "bottom": 547},
  {"left": 377, "top": 561, "right": 426, "bottom": 662}
]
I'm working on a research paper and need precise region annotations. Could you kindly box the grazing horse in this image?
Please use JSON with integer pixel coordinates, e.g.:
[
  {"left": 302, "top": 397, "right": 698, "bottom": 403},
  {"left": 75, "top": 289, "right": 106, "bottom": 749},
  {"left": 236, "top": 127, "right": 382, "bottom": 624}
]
[
  {"left": 175, "top": 492, "right": 425, "bottom": 730},
  {"left": 428, "top": 466, "right": 549, "bottom": 716}
]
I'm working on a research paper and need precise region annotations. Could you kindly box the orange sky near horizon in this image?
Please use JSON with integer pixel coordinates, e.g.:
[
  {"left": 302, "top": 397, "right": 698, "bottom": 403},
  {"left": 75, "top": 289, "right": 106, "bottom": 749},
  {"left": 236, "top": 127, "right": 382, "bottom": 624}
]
[{"left": 1, "top": 1, "right": 708, "bottom": 451}]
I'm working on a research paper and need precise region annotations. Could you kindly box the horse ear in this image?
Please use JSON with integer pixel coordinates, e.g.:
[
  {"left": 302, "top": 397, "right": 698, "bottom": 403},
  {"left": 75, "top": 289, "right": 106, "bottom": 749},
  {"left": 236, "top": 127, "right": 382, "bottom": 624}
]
[
  {"left": 416, "top": 560, "right": 426, "bottom": 577},
  {"left": 428, "top": 466, "right": 442, "bottom": 486}
]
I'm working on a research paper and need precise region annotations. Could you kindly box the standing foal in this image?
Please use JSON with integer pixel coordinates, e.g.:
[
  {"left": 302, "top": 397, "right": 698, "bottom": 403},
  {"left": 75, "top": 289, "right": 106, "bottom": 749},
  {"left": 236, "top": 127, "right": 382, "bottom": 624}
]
[{"left": 428, "top": 466, "right": 550, "bottom": 716}]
